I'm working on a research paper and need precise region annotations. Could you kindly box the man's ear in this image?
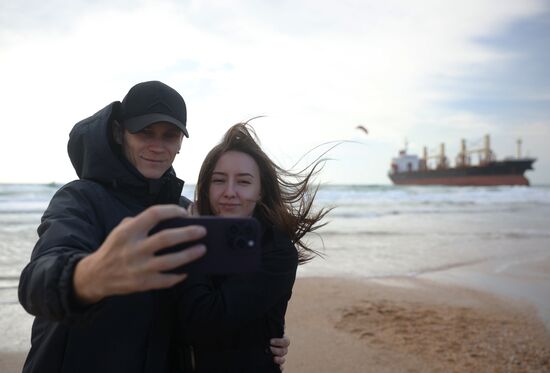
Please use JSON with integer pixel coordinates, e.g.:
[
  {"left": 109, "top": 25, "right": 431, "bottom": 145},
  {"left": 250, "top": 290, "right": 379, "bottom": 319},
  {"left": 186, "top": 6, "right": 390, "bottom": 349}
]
[
  {"left": 176, "top": 134, "right": 184, "bottom": 153},
  {"left": 112, "top": 120, "right": 123, "bottom": 144}
]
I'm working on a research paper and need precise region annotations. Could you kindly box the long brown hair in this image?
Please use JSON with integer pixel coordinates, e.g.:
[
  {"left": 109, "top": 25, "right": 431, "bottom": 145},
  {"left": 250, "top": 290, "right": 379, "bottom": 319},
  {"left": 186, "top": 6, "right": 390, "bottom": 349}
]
[{"left": 195, "top": 121, "right": 330, "bottom": 264}]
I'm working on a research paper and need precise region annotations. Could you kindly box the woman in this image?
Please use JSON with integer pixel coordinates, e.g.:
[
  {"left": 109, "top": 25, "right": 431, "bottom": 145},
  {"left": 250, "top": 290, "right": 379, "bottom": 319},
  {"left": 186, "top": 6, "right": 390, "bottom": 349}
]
[{"left": 174, "top": 122, "right": 329, "bottom": 372}]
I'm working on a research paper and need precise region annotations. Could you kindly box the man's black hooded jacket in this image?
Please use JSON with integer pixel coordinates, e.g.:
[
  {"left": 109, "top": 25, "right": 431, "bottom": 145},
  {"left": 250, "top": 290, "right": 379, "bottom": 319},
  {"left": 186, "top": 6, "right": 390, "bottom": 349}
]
[{"left": 18, "top": 102, "right": 188, "bottom": 373}]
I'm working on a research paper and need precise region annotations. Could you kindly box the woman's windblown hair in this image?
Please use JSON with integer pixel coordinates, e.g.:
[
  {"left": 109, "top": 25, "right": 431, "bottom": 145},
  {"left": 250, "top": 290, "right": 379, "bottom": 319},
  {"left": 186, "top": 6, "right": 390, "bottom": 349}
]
[{"left": 195, "top": 120, "right": 330, "bottom": 264}]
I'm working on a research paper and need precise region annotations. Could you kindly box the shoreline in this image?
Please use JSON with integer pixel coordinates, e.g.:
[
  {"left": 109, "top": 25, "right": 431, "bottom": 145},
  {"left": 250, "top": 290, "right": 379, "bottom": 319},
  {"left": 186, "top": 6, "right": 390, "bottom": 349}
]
[{"left": 422, "top": 251, "right": 550, "bottom": 331}]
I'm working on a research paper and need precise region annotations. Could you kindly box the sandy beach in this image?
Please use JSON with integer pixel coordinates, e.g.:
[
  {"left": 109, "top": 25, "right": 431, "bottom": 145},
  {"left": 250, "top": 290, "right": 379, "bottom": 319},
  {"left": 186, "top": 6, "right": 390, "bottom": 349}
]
[
  {"left": 2, "top": 276, "right": 548, "bottom": 373},
  {"left": 285, "top": 277, "right": 550, "bottom": 373}
]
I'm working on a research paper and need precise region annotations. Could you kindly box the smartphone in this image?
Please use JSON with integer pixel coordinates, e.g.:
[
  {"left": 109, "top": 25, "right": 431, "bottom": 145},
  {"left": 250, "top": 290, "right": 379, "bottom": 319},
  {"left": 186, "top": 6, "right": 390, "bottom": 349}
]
[{"left": 150, "top": 216, "right": 261, "bottom": 274}]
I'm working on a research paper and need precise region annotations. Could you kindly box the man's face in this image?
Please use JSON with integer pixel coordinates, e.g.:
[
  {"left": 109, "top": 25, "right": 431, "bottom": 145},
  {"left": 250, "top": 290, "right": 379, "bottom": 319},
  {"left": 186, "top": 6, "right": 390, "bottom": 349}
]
[{"left": 122, "top": 122, "right": 183, "bottom": 179}]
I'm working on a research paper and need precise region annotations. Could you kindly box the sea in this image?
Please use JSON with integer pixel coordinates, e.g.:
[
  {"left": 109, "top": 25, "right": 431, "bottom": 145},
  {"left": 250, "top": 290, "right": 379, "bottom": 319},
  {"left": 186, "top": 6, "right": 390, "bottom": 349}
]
[{"left": 1, "top": 183, "right": 550, "bottom": 351}]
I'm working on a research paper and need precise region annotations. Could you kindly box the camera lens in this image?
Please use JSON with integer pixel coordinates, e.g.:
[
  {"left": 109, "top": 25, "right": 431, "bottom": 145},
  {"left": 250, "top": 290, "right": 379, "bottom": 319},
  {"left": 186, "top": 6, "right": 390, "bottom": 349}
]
[
  {"left": 243, "top": 223, "right": 253, "bottom": 236},
  {"left": 229, "top": 224, "right": 239, "bottom": 234},
  {"left": 234, "top": 237, "right": 247, "bottom": 250}
]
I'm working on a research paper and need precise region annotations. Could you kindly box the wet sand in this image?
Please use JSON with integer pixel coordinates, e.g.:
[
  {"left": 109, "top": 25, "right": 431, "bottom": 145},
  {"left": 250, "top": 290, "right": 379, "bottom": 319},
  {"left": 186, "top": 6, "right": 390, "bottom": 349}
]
[
  {"left": 285, "top": 277, "right": 550, "bottom": 372},
  {"left": 0, "top": 351, "right": 25, "bottom": 373}
]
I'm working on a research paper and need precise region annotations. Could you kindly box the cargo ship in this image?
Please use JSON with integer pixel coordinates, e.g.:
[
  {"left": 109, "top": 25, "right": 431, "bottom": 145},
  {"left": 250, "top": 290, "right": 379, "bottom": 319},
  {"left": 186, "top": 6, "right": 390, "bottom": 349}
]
[{"left": 388, "top": 135, "right": 536, "bottom": 186}]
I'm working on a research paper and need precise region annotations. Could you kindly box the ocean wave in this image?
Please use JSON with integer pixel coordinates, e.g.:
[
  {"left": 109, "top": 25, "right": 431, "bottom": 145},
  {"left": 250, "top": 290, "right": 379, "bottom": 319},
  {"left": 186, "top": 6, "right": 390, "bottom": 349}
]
[
  {"left": 316, "top": 185, "right": 550, "bottom": 206},
  {"left": 335, "top": 257, "right": 489, "bottom": 279},
  {"left": 0, "top": 210, "right": 46, "bottom": 216},
  {"left": 326, "top": 205, "right": 533, "bottom": 219},
  {"left": 0, "top": 285, "right": 18, "bottom": 290},
  {"left": 319, "top": 230, "right": 422, "bottom": 237},
  {"left": 405, "top": 257, "right": 490, "bottom": 276},
  {"left": 0, "top": 275, "right": 20, "bottom": 290},
  {"left": 318, "top": 229, "right": 550, "bottom": 239},
  {"left": 0, "top": 275, "right": 20, "bottom": 280},
  {"left": 2, "top": 184, "right": 550, "bottom": 215}
]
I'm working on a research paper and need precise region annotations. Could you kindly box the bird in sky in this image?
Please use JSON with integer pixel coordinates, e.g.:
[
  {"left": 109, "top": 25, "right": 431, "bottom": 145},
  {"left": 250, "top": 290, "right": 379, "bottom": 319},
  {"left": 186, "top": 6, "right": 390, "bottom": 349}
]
[{"left": 356, "top": 125, "right": 368, "bottom": 135}]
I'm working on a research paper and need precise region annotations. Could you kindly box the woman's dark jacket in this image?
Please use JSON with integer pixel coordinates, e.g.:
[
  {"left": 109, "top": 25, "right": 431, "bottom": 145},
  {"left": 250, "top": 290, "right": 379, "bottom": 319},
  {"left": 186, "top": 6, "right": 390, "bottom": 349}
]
[
  {"left": 17, "top": 102, "right": 188, "bottom": 373},
  {"left": 174, "top": 225, "right": 298, "bottom": 372}
]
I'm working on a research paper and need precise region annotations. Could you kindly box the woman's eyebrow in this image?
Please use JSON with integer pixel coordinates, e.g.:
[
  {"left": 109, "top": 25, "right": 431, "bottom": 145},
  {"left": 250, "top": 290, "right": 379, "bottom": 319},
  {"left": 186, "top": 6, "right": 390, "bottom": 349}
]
[{"left": 212, "top": 171, "right": 254, "bottom": 178}]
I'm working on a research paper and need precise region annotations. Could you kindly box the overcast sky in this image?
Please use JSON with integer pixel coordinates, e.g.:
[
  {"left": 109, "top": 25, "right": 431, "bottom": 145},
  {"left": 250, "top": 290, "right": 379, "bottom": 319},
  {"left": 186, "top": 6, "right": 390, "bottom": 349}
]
[{"left": 1, "top": 0, "right": 549, "bottom": 185}]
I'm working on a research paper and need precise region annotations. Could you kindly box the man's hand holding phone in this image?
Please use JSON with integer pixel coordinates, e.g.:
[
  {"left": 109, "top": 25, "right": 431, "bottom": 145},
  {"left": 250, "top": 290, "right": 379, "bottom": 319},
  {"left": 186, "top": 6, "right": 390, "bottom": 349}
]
[{"left": 73, "top": 205, "right": 207, "bottom": 305}]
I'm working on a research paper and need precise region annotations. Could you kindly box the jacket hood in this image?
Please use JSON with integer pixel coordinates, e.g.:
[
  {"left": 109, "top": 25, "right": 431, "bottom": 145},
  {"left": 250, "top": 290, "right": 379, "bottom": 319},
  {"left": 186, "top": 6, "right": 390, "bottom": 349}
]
[
  {"left": 67, "top": 102, "right": 184, "bottom": 204},
  {"left": 68, "top": 102, "right": 125, "bottom": 183}
]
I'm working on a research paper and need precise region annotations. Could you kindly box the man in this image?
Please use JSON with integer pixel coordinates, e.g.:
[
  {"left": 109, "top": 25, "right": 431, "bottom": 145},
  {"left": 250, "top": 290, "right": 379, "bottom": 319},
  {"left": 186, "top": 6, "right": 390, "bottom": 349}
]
[{"left": 18, "top": 81, "right": 289, "bottom": 372}]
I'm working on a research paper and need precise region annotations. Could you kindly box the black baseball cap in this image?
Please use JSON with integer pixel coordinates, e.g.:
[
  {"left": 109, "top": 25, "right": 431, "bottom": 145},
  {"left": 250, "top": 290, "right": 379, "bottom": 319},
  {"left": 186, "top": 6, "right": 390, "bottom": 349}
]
[{"left": 120, "top": 81, "right": 188, "bottom": 137}]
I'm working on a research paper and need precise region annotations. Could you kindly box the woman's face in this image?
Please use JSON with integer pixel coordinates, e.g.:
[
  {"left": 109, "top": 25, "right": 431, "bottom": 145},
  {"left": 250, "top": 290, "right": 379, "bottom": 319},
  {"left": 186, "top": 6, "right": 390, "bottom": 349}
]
[{"left": 208, "top": 150, "right": 261, "bottom": 217}]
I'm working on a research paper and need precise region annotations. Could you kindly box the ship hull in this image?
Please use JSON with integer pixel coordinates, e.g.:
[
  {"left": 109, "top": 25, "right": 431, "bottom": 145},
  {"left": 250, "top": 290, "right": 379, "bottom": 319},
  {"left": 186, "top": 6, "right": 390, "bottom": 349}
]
[
  {"left": 389, "top": 159, "right": 535, "bottom": 186},
  {"left": 389, "top": 174, "right": 529, "bottom": 186}
]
